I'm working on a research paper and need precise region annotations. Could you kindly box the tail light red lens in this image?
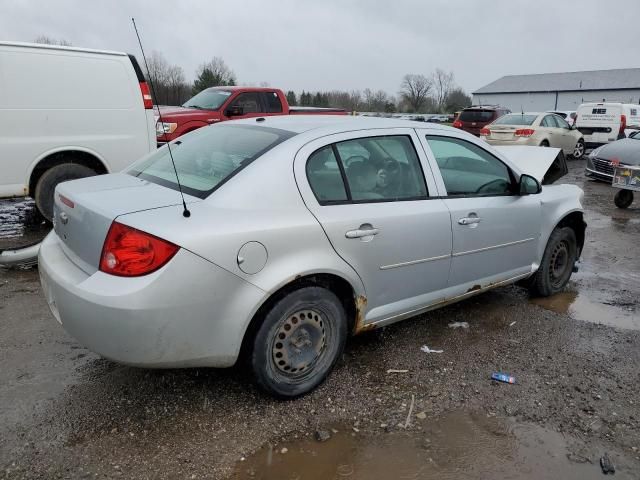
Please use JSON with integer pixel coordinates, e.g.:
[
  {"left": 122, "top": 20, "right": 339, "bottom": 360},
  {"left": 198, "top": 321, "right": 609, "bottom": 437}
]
[
  {"left": 620, "top": 114, "right": 627, "bottom": 135},
  {"left": 139, "top": 81, "right": 153, "bottom": 109},
  {"left": 515, "top": 128, "right": 535, "bottom": 137},
  {"left": 452, "top": 120, "right": 463, "bottom": 128},
  {"left": 479, "top": 128, "right": 490, "bottom": 136},
  {"left": 99, "top": 222, "right": 178, "bottom": 277}
]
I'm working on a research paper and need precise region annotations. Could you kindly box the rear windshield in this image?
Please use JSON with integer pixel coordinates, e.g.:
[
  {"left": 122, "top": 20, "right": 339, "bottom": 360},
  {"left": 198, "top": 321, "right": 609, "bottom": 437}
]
[
  {"left": 127, "top": 124, "right": 294, "bottom": 198},
  {"left": 459, "top": 110, "right": 494, "bottom": 122},
  {"left": 492, "top": 114, "right": 538, "bottom": 126},
  {"left": 183, "top": 89, "right": 233, "bottom": 110}
]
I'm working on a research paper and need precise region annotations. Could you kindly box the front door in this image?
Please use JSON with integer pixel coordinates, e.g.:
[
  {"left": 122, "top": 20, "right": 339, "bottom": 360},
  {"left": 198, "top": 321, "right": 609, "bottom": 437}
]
[
  {"left": 294, "top": 129, "right": 452, "bottom": 323},
  {"left": 421, "top": 133, "right": 541, "bottom": 289}
]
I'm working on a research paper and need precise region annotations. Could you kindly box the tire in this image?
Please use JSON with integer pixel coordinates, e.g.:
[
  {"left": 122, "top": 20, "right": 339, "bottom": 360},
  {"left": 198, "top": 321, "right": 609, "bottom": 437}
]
[
  {"left": 540, "top": 140, "right": 550, "bottom": 147},
  {"left": 34, "top": 163, "right": 97, "bottom": 222},
  {"left": 572, "top": 139, "right": 585, "bottom": 159},
  {"left": 614, "top": 189, "right": 634, "bottom": 209},
  {"left": 251, "top": 286, "right": 347, "bottom": 398},
  {"left": 529, "top": 227, "right": 577, "bottom": 297}
]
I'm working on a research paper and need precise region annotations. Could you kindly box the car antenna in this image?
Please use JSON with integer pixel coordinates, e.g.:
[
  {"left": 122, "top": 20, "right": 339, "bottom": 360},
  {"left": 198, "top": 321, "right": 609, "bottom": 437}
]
[{"left": 132, "top": 18, "right": 191, "bottom": 218}]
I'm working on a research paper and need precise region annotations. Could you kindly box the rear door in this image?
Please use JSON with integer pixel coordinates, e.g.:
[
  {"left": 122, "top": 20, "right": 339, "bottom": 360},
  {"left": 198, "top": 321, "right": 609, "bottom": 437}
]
[
  {"left": 576, "top": 104, "right": 621, "bottom": 144},
  {"left": 419, "top": 132, "right": 541, "bottom": 291},
  {"left": 294, "top": 128, "right": 452, "bottom": 324},
  {"left": 540, "top": 115, "right": 562, "bottom": 147}
]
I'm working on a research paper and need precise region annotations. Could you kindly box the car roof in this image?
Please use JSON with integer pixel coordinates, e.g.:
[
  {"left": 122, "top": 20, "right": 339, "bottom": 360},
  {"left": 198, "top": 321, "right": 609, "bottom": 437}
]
[
  {"left": 0, "top": 41, "right": 127, "bottom": 57},
  {"left": 229, "top": 115, "right": 455, "bottom": 135}
]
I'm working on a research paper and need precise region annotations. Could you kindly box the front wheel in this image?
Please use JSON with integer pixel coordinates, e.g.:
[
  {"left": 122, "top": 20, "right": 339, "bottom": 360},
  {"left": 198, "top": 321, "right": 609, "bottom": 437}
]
[
  {"left": 251, "top": 287, "right": 347, "bottom": 398},
  {"left": 614, "top": 189, "right": 634, "bottom": 209},
  {"left": 529, "top": 227, "right": 577, "bottom": 297},
  {"left": 572, "top": 139, "right": 585, "bottom": 159}
]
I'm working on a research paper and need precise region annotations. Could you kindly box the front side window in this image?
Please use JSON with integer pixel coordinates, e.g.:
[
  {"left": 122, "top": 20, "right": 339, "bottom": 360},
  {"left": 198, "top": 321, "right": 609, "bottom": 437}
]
[
  {"left": 183, "top": 89, "right": 232, "bottom": 110},
  {"left": 554, "top": 115, "right": 570, "bottom": 129},
  {"left": 229, "top": 92, "right": 263, "bottom": 114},
  {"left": 306, "top": 135, "right": 428, "bottom": 204},
  {"left": 426, "top": 136, "right": 513, "bottom": 196},
  {"left": 128, "top": 124, "right": 293, "bottom": 198}
]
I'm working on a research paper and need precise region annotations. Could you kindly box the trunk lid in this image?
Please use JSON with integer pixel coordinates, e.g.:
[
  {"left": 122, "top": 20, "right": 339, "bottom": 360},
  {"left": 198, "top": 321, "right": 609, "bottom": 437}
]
[
  {"left": 488, "top": 126, "right": 517, "bottom": 141},
  {"left": 53, "top": 173, "right": 198, "bottom": 274}
]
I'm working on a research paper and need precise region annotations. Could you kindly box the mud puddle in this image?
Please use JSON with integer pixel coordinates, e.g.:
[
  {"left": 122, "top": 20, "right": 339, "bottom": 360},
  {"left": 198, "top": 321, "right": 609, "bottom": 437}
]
[
  {"left": 530, "top": 291, "right": 639, "bottom": 330},
  {"left": 231, "top": 412, "right": 630, "bottom": 479},
  {"left": 0, "top": 198, "right": 50, "bottom": 250}
]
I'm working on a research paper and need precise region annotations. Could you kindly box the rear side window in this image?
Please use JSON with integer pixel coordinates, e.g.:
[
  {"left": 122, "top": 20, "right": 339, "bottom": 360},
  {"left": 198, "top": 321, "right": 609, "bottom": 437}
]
[
  {"left": 128, "top": 124, "right": 293, "bottom": 198},
  {"left": 229, "top": 92, "right": 263, "bottom": 113},
  {"left": 459, "top": 110, "right": 495, "bottom": 122},
  {"left": 541, "top": 115, "right": 557, "bottom": 127},
  {"left": 264, "top": 92, "right": 283, "bottom": 113},
  {"left": 306, "top": 135, "right": 428, "bottom": 204},
  {"left": 426, "top": 136, "right": 513, "bottom": 196}
]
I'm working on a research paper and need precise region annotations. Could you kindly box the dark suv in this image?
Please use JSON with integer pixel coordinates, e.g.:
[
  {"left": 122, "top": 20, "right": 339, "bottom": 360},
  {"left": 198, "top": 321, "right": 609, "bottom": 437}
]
[{"left": 453, "top": 106, "right": 511, "bottom": 136}]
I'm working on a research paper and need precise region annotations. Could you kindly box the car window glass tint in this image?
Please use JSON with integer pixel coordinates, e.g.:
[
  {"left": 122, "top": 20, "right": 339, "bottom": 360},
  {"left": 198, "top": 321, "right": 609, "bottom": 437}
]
[
  {"left": 555, "top": 116, "right": 569, "bottom": 129},
  {"left": 306, "top": 146, "right": 348, "bottom": 203},
  {"left": 541, "top": 115, "right": 555, "bottom": 128},
  {"left": 426, "top": 136, "right": 513, "bottom": 196},
  {"left": 334, "top": 136, "right": 427, "bottom": 202},
  {"left": 265, "top": 92, "right": 283, "bottom": 113},
  {"left": 231, "top": 92, "right": 263, "bottom": 113}
]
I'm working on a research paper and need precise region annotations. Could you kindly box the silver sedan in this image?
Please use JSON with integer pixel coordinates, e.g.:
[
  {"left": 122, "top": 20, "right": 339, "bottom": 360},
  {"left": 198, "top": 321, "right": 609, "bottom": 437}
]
[{"left": 39, "top": 116, "right": 586, "bottom": 397}]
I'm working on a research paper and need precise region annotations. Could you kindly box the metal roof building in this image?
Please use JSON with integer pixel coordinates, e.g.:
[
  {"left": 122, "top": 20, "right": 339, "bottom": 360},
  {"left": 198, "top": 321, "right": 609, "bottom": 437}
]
[{"left": 472, "top": 68, "right": 640, "bottom": 111}]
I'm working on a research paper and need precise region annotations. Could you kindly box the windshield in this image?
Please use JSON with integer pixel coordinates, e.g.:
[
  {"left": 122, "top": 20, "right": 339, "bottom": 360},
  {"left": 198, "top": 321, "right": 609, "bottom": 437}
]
[
  {"left": 493, "top": 114, "right": 538, "bottom": 126},
  {"left": 182, "top": 89, "right": 233, "bottom": 110},
  {"left": 459, "top": 110, "right": 494, "bottom": 122},
  {"left": 127, "top": 124, "right": 294, "bottom": 199}
]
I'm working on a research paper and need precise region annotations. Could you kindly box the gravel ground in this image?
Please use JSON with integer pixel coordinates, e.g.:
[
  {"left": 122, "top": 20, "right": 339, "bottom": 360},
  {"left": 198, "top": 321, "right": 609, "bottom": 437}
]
[{"left": 1, "top": 159, "right": 639, "bottom": 479}]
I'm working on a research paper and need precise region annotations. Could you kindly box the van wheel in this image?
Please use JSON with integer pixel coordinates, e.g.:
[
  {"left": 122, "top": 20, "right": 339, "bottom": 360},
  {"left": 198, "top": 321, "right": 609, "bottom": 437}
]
[
  {"left": 529, "top": 227, "right": 577, "bottom": 297},
  {"left": 251, "top": 286, "right": 347, "bottom": 398},
  {"left": 614, "top": 189, "right": 634, "bottom": 209},
  {"left": 572, "top": 139, "right": 585, "bottom": 159},
  {"left": 35, "top": 163, "right": 96, "bottom": 222},
  {"left": 540, "top": 140, "right": 550, "bottom": 147}
]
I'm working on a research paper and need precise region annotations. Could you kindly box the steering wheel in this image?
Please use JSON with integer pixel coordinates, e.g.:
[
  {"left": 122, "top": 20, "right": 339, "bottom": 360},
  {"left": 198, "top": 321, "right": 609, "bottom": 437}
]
[{"left": 476, "top": 178, "right": 509, "bottom": 194}]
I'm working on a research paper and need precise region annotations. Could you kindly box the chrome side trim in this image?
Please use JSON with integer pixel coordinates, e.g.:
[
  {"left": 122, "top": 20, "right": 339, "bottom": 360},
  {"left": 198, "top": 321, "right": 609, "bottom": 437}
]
[
  {"left": 379, "top": 254, "right": 450, "bottom": 271},
  {"left": 452, "top": 237, "right": 535, "bottom": 257}
]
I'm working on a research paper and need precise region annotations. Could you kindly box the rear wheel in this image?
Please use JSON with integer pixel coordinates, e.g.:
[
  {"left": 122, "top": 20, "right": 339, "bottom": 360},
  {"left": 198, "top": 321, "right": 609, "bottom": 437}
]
[
  {"left": 572, "top": 139, "right": 585, "bottom": 159},
  {"left": 35, "top": 163, "right": 97, "bottom": 222},
  {"left": 614, "top": 189, "right": 634, "bottom": 209},
  {"left": 251, "top": 287, "right": 347, "bottom": 398},
  {"left": 529, "top": 227, "right": 577, "bottom": 297}
]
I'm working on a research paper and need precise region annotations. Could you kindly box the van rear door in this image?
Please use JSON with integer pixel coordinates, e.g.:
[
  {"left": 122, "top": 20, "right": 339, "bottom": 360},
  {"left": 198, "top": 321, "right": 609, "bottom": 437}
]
[{"left": 576, "top": 104, "right": 622, "bottom": 145}]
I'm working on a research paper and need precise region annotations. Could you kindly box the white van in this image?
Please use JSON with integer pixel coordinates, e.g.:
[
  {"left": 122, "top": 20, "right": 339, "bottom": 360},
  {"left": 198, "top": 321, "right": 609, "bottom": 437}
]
[
  {"left": 575, "top": 102, "right": 640, "bottom": 148},
  {"left": 0, "top": 42, "right": 156, "bottom": 221}
]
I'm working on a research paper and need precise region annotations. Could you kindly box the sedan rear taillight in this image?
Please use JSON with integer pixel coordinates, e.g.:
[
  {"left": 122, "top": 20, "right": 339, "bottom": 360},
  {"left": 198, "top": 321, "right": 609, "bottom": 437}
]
[
  {"left": 479, "top": 128, "right": 490, "bottom": 136},
  {"left": 452, "top": 120, "right": 463, "bottom": 128},
  {"left": 515, "top": 128, "right": 535, "bottom": 137},
  {"left": 100, "top": 222, "right": 178, "bottom": 277}
]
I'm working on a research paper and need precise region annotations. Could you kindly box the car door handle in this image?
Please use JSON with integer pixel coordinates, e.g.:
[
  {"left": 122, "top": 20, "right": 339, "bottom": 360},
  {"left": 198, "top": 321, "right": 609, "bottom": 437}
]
[
  {"left": 345, "top": 228, "right": 379, "bottom": 239},
  {"left": 458, "top": 217, "right": 481, "bottom": 225}
]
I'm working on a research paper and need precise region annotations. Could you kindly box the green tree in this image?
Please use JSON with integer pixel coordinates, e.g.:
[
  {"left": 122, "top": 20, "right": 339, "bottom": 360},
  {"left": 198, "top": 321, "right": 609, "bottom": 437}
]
[
  {"left": 192, "top": 57, "right": 236, "bottom": 95},
  {"left": 286, "top": 90, "right": 297, "bottom": 106}
]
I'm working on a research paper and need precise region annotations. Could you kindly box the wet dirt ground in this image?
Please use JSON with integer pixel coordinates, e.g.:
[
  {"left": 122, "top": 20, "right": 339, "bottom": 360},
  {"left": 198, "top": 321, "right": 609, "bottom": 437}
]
[{"left": 1, "top": 159, "right": 639, "bottom": 479}]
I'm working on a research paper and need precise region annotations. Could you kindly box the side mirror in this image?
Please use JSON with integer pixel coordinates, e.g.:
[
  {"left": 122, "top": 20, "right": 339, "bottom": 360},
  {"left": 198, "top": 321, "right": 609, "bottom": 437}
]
[
  {"left": 226, "top": 105, "right": 244, "bottom": 117},
  {"left": 519, "top": 174, "right": 541, "bottom": 195}
]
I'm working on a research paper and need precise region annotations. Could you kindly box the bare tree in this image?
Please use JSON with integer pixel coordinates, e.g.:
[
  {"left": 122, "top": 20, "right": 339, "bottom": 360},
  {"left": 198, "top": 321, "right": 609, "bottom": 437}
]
[
  {"left": 400, "top": 74, "right": 432, "bottom": 113},
  {"left": 145, "top": 51, "right": 190, "bottom": 105},
  {"left": 432, "top": 69, "right": 455, "bottom": 112},
  {"left": 34, "top": 35, "right": 72, "bottom": 46}
]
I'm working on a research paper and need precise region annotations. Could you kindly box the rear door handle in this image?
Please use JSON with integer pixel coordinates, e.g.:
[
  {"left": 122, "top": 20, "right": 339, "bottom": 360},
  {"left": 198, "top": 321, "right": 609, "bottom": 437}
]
[
  {"left": 345, "top": 228, "right": 379, "bottom": 239},
  {"left": 458, "top": 217, "right": 481, "bottom": 225}
]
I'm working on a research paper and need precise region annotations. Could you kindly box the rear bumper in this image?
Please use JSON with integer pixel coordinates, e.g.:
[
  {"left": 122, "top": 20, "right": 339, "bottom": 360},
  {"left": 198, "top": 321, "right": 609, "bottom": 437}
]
[{"left": 38, "top": 232, "right": 265, "bottom": 367}]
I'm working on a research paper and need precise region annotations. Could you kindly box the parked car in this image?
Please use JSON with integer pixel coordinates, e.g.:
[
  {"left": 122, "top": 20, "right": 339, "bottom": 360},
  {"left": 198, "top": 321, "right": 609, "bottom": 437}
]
[
  {"left": 452, "top": 105, "right": 511, "bottom": 136},
  {"left": 585, "top": 133, "right": 640, "bottom": 183},
  {"left": 426, "top": 115, "right": 450, "bottom": 123},
  {"left": 156, "top": 87, "right": 346, "bottom": 145},
  {"left": 39, "top": 116, "right": 585, "bottom": 397},
  {"left": 0, "top": 42, "right": 156, "bottom": 221},
  {"left": 575, "top": 102, "right": 640, "bottom": 148},
  {"left": 547, "top": 110, "right": 577, "bottom": 126},
  {"left": 481, "top": 112, "right": 585, "bottom": 159}
]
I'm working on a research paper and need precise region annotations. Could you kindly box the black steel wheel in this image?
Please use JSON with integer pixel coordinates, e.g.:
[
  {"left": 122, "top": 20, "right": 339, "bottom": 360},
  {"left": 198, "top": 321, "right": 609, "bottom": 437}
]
[{"left": 529, "top": 227, "right": 577, "bottom": 297}]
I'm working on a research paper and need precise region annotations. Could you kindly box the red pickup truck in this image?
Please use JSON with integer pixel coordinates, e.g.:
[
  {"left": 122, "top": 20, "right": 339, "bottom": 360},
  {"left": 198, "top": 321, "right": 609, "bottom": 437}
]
[{"left": 156, "top": 87, "right": 346, "bottom": 144}]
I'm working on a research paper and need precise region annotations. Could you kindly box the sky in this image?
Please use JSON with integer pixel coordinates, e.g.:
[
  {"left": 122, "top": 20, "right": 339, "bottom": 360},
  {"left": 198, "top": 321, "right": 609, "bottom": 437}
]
[{"left": 1, "top": 0, "right": 638, "bottom": 96}]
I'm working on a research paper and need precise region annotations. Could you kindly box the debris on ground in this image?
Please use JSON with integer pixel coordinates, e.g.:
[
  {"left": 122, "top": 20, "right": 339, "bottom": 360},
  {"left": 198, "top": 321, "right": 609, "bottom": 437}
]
[
  {"left": 491, "top": 372, "right": 516, "bottom": 384},
  {"left": 386, "top": 369, "right": 409, "bottom": 374},
  {"left": 314, "top": 430, "right": 331, "bottom": 442},
  {"left": 415, "top": 412, "right": 427, "bottom": 420},
  {"left": 420, "top": 345, "right": 443, "bottom": 354},
  {"left": 448, "top": 321, "right": 469, "bottom": 329},
  {"left": 509, "top": 321, "right": 517, "bottom": 327},
  {"left": 403, "top": 394, "right": 415, "bottom": 428},
  {"left": 600, "top": 453, "right": 615, "bottom": 474}
]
